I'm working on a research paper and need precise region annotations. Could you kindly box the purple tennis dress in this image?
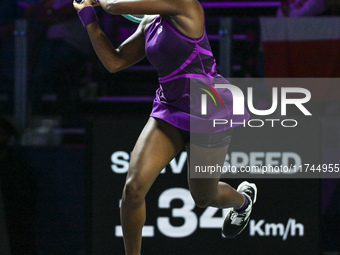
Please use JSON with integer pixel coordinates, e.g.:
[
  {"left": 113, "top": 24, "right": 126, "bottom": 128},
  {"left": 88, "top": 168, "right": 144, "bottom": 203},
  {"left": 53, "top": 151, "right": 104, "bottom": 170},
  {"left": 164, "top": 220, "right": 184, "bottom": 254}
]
[{"left": 145, "top": 16, "right": 249, "bottom": 133}]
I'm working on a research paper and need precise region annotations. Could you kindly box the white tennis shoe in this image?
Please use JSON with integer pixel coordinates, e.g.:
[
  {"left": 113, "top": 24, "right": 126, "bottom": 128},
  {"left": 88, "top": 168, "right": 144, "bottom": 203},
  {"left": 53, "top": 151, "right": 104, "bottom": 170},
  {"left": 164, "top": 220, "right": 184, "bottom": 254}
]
[{"left": 222, "top": 181, "right": 257, "bottom": 238}]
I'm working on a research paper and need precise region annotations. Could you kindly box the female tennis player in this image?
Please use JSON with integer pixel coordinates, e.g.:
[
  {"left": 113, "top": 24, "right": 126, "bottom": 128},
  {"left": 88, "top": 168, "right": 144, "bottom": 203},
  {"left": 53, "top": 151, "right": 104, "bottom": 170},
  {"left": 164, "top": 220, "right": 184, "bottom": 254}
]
[{"left": 73, "top": 0, "right": 257, "bottom": 254}]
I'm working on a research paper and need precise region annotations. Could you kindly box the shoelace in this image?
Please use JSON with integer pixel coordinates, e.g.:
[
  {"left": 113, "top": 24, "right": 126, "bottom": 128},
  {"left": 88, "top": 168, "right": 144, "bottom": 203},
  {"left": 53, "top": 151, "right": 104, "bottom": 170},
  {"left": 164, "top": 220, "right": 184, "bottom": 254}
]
[{"left": 230, "top": 212, "right": 244, "bottom": 226}]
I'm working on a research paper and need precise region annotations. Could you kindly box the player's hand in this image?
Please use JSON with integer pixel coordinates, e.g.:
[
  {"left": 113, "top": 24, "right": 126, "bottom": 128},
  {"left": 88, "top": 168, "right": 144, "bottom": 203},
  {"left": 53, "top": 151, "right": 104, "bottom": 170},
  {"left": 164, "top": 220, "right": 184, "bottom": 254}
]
[{"left": 73, "top": 0, "right": 100, "bottom": 11}]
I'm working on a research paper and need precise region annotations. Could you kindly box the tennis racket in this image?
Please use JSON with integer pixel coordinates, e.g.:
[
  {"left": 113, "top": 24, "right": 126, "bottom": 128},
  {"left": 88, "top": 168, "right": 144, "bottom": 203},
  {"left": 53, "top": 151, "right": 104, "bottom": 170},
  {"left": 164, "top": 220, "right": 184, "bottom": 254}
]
[{"left": 74, "top": 0, "right": 145, "bottom": 23}]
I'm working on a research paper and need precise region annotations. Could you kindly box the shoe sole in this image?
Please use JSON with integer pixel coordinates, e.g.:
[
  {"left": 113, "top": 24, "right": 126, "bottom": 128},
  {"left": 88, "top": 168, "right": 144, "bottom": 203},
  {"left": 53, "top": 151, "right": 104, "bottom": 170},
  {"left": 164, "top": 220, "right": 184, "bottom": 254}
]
[{"left": 237, "top": 181, "right": 257, "bottom": 204}]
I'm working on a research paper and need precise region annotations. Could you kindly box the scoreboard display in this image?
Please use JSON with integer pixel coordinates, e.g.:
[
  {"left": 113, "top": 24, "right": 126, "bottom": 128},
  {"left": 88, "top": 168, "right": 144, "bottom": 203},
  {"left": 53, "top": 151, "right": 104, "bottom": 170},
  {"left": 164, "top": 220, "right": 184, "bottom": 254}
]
[{"left": 86, "top": 117, "right": 321, "bottom": 255}]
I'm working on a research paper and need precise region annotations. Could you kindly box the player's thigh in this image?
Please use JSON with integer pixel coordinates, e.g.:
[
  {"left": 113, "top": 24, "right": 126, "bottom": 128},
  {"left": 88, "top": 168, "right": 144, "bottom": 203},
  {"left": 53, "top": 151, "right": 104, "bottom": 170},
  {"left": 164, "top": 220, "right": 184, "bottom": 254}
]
[{"left": 125, "top": 117, "right": 185, "bottom": 195}]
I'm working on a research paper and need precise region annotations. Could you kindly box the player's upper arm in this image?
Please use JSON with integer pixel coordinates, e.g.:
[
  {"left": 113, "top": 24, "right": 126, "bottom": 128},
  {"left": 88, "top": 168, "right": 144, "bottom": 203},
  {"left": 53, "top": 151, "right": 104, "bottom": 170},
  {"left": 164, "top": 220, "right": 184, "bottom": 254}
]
[
  {"left": 100, "top": 0, "right": 203, "bottom": 39},
  {"left": 112, "top": 23, "right": 146, "bottom": 72}
]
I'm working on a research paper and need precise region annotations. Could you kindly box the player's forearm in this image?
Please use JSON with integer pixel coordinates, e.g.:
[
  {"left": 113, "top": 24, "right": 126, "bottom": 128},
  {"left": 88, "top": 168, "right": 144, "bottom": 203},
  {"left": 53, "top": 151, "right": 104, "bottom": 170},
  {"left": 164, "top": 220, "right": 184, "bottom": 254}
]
[{"left": 86, "top": 22, "right": 126, "bottom": 73}]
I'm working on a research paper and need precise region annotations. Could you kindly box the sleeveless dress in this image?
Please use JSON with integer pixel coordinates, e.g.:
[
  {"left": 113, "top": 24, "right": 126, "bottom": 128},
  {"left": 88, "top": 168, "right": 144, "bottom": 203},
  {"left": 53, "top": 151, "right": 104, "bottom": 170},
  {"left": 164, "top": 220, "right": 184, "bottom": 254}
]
[{"left": 144, "top": 16, "right": 249, "bottom": 133}]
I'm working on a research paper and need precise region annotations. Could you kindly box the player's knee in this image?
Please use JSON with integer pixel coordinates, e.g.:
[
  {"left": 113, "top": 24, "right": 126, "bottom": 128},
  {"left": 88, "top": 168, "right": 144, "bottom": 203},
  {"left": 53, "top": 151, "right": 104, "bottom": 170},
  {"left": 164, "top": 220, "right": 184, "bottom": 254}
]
[
  {"left": 191, "top": 194, "right": 212, "bottom": 208},
  {"left": 122, "top": 178, "right": 145, "bottom": 207}
]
